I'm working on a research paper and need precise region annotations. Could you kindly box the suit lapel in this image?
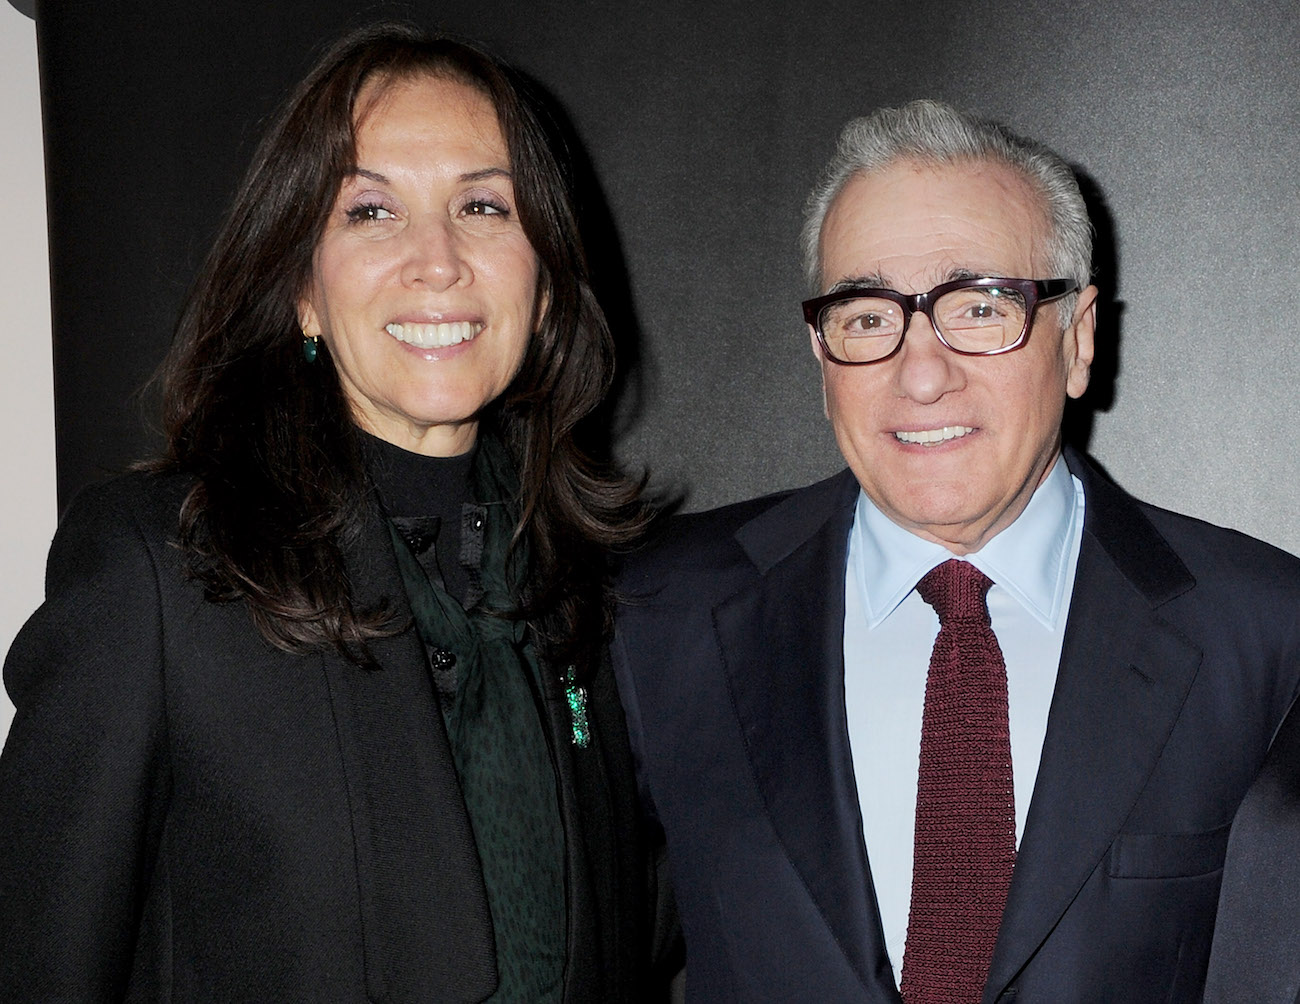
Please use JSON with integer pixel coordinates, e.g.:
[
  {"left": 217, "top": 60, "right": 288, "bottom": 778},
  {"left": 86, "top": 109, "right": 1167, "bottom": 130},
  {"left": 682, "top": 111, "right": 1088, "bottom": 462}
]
[
  {"left": 534, "top": 652, "right": 602, "bottom": 1003},
  {"left": 715, "top": 469, "right": 899, "bottom": 995},
  {"left": 322, "top": 495, "right": 496, "bottom": 1001},
  {"left": 985, "top": 450, "right": 1202, "bottom": 1000}
]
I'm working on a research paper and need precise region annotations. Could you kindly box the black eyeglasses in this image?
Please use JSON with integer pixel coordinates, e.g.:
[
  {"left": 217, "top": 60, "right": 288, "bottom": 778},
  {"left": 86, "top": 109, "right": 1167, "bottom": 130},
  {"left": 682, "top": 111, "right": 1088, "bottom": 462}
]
[{"left": 802, "top": 277, "right": 1077, "bottom": 365}]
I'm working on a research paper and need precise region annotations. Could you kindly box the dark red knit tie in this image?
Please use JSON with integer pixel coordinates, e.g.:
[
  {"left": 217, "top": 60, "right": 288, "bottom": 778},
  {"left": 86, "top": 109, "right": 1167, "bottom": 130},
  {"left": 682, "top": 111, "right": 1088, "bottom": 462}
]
[{"left": 900, "top": 559, "right": 1015, "bottom": 1004}]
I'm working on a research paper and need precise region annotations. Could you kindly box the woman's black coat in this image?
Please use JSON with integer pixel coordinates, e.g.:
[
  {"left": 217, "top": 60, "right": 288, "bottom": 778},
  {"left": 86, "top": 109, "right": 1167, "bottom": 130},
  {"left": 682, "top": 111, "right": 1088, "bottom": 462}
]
[{"left": 0, "top": 472, "right": 656, "bottom": 1002}]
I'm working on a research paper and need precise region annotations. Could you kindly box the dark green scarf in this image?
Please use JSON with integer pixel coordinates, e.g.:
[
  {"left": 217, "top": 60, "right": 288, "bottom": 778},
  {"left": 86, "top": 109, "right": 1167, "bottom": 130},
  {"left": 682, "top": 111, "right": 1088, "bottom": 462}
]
[{"left": 384, "top": 433, "right": 564, "bottom": 1003}]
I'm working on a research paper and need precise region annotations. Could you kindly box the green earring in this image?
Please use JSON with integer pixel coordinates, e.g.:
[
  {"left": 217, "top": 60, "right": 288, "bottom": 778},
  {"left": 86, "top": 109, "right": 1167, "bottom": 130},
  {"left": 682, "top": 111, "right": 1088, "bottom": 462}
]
[{"left": 302, "top": 332, "right": 319, "bottom": 363}]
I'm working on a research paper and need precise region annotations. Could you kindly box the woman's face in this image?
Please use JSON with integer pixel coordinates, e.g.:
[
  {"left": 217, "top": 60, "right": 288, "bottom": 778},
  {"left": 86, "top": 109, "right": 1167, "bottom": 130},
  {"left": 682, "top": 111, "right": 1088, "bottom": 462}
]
[{"left": 299, "top": 73, "right": 542, "bottom": 456}]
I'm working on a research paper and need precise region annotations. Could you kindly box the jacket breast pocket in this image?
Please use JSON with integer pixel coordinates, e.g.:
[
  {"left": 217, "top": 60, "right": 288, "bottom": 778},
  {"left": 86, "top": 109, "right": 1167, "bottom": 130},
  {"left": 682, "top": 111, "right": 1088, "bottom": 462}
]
[{"left": 1107, "top": 822, "right": 1232, "bottom": 879}]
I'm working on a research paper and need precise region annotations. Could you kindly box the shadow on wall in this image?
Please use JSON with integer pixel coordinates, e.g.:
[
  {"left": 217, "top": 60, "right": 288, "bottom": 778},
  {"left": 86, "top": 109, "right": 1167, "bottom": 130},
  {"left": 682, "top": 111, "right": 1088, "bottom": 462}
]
[
  {"left": 1063, "top": 168, "right": 1123, "bottom": 458},
  {"left": 514, "top": 67, "right": 684, "bottom": 518},
  {"left": 513, "top": 69, "right": 648, "bottom": 460}
]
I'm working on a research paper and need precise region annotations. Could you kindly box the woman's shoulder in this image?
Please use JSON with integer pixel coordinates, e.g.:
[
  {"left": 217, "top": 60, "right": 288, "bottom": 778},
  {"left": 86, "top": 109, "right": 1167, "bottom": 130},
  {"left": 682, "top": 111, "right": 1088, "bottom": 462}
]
[
  {"left": 59, "top": 469, "right": 192, "bottom": 537},
  {"left": 47, "top": 470, "right": 195, "bottom": 583},
  {"left": 7, "top": 471, "right": 196, "bottom": 707}
]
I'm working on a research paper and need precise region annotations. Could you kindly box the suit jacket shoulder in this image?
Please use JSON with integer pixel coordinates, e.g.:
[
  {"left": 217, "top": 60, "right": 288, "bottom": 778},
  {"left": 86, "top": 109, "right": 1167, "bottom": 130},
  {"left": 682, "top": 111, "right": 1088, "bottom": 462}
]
[
  {"left": 1071, "top": 447, "right": 1300, "bottom": 598},
  {"left": 1142, "top": 499, "right": 1300, "bottom": 592},
  {"left": 620, "top": 469, "right": 858, "bottom": 602}
]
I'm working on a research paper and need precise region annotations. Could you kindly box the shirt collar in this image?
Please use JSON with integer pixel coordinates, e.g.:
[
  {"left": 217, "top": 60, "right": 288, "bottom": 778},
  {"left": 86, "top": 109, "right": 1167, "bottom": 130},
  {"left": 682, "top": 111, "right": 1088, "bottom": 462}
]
[{"left": 851, "top": 455, "right": 1082, "bottom": 629}]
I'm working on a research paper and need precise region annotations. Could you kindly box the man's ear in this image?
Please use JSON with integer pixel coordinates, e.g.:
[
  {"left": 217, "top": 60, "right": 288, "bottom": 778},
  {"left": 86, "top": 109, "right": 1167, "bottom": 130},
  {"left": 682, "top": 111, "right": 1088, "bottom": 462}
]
[
  {"left": 809, "top": 324, "right": 831, "bottom": 420},
  {"left": 1064, "top": 284, "right": 1098, "bottom": 400},
  {"left": 808, "top": 323, "right": 824, "bottom": 362}
]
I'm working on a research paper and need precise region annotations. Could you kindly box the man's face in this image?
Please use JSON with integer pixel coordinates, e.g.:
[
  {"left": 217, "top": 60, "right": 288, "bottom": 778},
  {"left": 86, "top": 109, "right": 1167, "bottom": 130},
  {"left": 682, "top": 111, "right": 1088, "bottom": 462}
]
[{"left": 814, "top": 158, "right": 1096, "bottom": 554}]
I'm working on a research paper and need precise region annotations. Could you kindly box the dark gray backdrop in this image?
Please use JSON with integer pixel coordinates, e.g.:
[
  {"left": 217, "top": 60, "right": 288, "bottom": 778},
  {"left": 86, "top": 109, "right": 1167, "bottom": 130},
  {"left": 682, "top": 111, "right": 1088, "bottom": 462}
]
[{"left": 24, "top": 0, "right": 1300, "bottom": 552}]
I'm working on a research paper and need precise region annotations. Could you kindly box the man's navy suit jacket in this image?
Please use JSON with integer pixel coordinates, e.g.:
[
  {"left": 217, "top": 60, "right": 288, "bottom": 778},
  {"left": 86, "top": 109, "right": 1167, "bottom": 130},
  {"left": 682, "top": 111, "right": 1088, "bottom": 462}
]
[
  {"left": 1204, "top": 688, "right": 1300, "bottom": 1002},
  {"left": 613, "top": 448, "right": 1300, "bottom": 1002}
]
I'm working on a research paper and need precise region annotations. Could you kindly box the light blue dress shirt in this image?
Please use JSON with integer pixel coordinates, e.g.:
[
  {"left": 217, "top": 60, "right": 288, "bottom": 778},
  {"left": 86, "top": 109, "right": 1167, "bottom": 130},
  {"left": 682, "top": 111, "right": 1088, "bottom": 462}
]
[{"left": 842, "top": 455, "right": 1085, "bottom": 983}]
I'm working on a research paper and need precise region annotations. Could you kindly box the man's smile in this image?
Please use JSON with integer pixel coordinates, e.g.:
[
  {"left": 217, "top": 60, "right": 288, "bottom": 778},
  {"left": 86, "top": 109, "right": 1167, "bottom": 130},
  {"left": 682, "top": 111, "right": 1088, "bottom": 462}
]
[{"left": 893, "top": 425, "right": 975, "bottom": 445}]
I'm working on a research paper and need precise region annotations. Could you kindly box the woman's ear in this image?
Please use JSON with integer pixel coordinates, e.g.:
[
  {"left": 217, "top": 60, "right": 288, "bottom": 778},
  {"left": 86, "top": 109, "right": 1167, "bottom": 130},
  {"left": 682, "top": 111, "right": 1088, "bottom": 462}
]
[{"left": 298, "top": 292, "right": 322, "bottom": 339}]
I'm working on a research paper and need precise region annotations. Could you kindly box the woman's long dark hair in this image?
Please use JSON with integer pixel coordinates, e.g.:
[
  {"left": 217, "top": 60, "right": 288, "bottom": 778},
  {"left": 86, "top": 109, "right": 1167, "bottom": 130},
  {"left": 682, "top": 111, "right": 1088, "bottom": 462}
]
[{"left": 155, "top": 23, "right": 646, "bottom": 676}]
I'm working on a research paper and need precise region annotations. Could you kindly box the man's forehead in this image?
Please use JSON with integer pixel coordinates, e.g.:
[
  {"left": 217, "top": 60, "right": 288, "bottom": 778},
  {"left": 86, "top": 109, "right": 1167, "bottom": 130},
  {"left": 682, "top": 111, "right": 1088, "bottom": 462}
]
[
  {"left": 818, "top": 157, "right": 1052, "bottom": 288},
  {"left": 828, "top": 265, "right": 991, "bottom": 295}
]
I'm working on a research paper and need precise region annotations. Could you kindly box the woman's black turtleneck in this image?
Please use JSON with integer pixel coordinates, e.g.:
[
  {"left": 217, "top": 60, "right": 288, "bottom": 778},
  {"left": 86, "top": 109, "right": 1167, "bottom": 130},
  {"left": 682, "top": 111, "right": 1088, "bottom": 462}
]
[{"left": 360, "top": 430, "right": 475, "bottom": 606}]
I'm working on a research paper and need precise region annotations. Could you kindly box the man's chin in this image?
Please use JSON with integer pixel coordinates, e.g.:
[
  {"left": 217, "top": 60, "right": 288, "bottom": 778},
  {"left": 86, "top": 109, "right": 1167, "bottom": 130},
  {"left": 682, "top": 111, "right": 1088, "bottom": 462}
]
[{"left": 869, "top": 488, "right": 1008, "bottom": 555}]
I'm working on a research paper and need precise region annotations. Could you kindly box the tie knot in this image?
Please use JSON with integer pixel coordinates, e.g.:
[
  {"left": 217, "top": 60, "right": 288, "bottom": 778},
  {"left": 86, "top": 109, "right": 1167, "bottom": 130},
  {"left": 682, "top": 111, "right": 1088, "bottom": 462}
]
[{"left": 916, "top": 558, "right": 993, "bottom": 625}]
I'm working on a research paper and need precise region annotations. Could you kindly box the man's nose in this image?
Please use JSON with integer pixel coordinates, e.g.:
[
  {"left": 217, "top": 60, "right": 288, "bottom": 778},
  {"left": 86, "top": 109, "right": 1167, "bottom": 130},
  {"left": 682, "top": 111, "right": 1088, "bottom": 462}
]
[{"left": 891, "top": 312, "right": 965, "bottom": 404}]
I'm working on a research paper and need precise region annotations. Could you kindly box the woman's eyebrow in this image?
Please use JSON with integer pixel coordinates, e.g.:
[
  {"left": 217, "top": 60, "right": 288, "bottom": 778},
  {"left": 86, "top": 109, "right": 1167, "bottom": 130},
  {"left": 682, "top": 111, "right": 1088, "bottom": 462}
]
[
  {"left": 349, "top": 167, "right": 390, "bottom": 185},
  {"left": 459, "top": 167, "right": 511, "bottom": 183},
  {"left": 344, "top": 166, "right": 511, "bottom": 186}
]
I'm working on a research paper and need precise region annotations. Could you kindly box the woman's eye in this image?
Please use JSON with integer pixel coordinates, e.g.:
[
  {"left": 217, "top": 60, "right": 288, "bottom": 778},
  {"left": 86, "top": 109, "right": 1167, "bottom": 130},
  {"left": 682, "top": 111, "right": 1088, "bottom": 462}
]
[
  {"left": 463, "top": 199, "right": 509, "bottom": 217},
  {"left": 345, "top": 203, "right": 395, "bottom": 223}
]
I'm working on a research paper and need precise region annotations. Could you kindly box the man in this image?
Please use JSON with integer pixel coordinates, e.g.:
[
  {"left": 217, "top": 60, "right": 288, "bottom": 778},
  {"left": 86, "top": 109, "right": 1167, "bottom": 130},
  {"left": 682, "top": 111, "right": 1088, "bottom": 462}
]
[
  {"left": 613, "top": 100, "right": 1300, "bottom": 1002},
  {"left": 1203, "top": 694, "right": 1300, "bottom": 1001}
]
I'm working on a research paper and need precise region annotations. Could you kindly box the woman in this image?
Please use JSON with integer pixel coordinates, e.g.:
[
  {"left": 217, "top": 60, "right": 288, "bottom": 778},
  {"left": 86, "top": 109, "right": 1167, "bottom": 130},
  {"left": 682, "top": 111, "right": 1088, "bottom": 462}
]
[{"left": 0, "top": 23, "right": 659, "bottom": 1002}]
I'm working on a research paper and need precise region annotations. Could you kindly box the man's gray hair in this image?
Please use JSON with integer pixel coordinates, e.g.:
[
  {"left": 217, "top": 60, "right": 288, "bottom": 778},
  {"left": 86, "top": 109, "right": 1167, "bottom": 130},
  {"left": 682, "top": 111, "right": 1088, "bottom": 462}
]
[{"left": 800, "top": 99, "right": 1093, "bottom": 319}]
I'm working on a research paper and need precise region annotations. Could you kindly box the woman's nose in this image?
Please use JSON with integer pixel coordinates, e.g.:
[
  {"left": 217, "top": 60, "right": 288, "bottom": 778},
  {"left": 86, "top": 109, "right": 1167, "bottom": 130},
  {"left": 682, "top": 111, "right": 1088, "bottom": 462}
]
[{"left": 401, "top": 218, "right": 469, "bottom": 290}]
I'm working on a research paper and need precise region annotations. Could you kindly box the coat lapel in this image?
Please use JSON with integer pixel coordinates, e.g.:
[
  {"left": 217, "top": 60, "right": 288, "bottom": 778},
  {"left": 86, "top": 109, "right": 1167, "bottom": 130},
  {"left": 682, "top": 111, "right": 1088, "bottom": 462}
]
[
  {"left": 534, "top": 653, "right": 601, "bottom": 1003},
  {"left": 323, "top": 496, "right": 496, "bottom": 1002},
  {"left": 714, "top": 469, "right": 899, "bottom": 996},
  {"left": 984, "top": 450, "right": 1203, "bottom": 1000}
]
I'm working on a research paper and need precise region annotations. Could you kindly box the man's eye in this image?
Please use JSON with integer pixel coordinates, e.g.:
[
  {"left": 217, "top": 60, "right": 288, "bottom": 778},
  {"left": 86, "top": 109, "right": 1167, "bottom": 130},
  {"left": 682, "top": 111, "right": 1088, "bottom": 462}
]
[{"left": 345, "top": 203, "right": 395, "bottom": 223}]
